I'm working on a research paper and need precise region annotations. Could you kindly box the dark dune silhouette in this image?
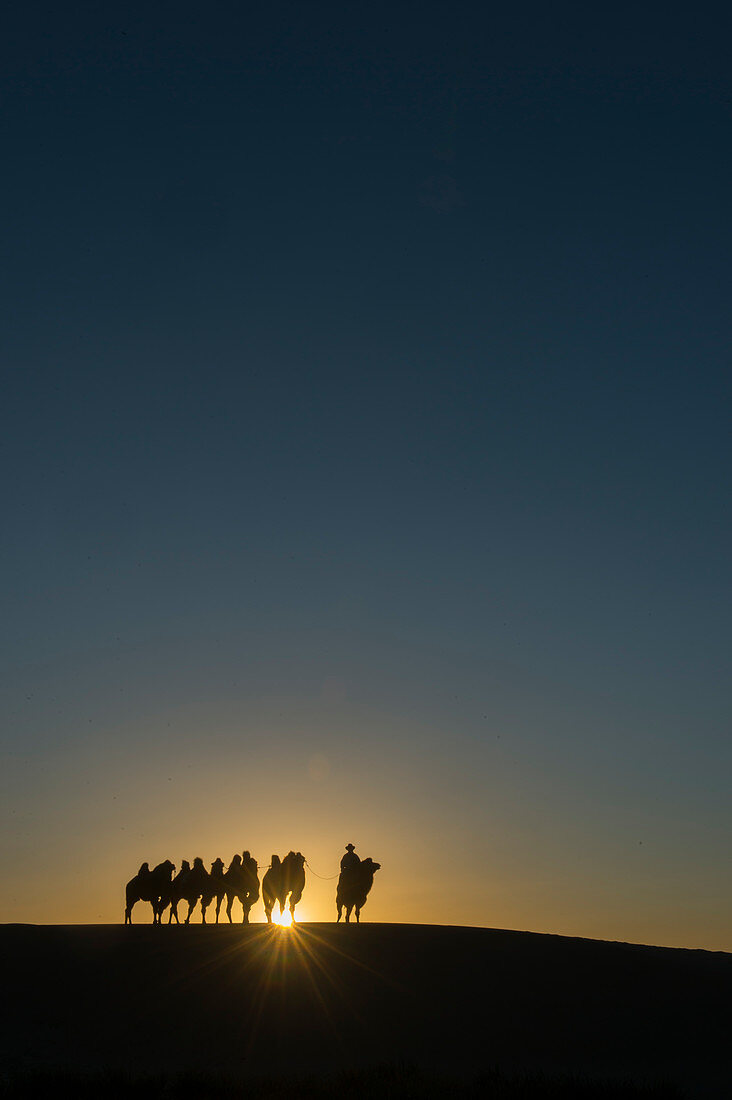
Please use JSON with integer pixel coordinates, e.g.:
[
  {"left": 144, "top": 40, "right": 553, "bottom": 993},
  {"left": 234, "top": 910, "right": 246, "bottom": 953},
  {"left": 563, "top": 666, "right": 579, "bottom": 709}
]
[
  {"left": 124, "top": 860, "right": 175, "bottom": 924},
  {"left": 336, "top": 856, "right": 380, "bottom": 922},
  {"left": 2, "top": 923, "right": 729, "bottom": 1097}
]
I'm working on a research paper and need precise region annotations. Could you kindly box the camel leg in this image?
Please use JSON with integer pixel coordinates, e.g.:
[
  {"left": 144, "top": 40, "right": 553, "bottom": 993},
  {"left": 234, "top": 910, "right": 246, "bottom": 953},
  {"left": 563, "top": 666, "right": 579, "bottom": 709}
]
[
  {"left": 185, "top": 900, "right": 195, "bottom": 924},
  {"left": 355, "top": 906, "right": 361, "bottom": 923},
  {"left": 215, "top": 896, "right": 222, "bottom": 924},
  {"left": 226, "top": 894, "right": 234, "bottom": 924},
  {"left": 337, "top": 904, "right": 342, "bottom": 922}
]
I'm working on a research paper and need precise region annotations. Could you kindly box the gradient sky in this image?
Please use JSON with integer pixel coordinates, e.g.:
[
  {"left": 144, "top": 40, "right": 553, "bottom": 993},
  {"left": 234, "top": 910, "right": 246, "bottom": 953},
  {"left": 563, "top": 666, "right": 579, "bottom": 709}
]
[{"left": 2, "top": 3, "right": 731, "bottom": 947}]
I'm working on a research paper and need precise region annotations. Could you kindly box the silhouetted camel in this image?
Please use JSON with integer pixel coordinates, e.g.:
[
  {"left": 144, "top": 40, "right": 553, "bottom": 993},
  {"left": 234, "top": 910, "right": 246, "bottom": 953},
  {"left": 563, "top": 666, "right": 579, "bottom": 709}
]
[
  {"left": 125, "top": 859, "right": 176, "bottom": 924},
  {"left": 263, "top": 851, "right": 306, "bottom": 923},
  {"left": 224, "top": 851, "right": 260, "bottom": 923},
  {"left": 282, "top": 851, "right": 306, "bottom": 921},
  {"left": 170, "top": 857, "right": 210, "bottom": 923},
  {"left": 241, "top": 850, "right": 260, "bottom": 920},
  {"left": 336, "top": 857, "right": 380, "bottom": 923},
  {"left": 262, "top": 855, "right": 281, "bottom": 923},
  {"left": 200, "top": 858, "right": 226, "bottom": 923},
  {"left": 165, "top": 860, "right": 190, "bottom": 924}
]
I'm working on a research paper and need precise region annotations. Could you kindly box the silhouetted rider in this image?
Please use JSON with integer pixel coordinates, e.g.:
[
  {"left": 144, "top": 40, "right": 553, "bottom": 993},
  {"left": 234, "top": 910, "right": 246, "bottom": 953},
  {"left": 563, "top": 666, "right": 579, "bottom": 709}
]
[{"left": 340, "top": 843, "right": 360, "bottom": 885}]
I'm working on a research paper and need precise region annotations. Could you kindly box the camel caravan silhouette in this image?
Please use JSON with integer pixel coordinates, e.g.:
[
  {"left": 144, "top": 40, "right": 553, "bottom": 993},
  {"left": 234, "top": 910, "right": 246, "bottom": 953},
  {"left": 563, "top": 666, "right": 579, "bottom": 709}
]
[{"left": 124, "top": 845, "right": 380, "bottom": 925}]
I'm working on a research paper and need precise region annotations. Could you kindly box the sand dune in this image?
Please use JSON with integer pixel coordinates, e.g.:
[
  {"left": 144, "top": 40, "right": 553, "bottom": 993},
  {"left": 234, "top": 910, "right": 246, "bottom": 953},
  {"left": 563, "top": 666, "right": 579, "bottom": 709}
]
[{"left": 2, "top": 923, "right": 730, "bottom": 1095}]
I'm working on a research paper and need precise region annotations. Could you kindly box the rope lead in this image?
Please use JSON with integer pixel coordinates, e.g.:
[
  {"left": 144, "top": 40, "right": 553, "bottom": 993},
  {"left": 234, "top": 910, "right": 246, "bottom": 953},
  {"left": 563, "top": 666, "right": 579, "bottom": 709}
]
[{"left": 305, "top": 861, "right": 340, "bottom": 881}]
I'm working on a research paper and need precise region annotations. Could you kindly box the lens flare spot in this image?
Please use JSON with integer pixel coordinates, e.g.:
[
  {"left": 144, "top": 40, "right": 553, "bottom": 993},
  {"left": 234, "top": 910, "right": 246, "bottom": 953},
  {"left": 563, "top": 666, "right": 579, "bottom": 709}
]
[{"left": 274, "top": 908, "right": 292, "bottom": 928}]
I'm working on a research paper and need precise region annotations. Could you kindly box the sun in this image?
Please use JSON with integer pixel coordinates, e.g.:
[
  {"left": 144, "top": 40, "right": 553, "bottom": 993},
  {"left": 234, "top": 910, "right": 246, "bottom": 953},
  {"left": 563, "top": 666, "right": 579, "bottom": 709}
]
[{"left": 273, "top": 908, "right": 293, "bottom": 928}]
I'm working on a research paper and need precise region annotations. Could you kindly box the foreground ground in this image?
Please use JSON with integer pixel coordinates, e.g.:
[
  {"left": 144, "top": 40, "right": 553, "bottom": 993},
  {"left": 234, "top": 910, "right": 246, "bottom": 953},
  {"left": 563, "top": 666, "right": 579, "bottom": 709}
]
[{"left": 1, "top": 924, "right": 730, "bottom": 1097}]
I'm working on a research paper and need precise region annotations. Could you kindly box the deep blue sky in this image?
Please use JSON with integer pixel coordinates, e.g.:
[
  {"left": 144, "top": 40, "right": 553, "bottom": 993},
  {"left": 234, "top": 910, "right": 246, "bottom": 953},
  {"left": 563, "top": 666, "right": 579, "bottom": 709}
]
[{"left": 2, "top": 2, "right": 731, "bottom": 940}]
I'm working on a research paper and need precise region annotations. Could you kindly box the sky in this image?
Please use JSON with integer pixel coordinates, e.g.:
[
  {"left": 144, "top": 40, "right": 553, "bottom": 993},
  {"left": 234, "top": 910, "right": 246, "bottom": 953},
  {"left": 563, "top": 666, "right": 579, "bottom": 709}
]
[{"left": 2, "top": 2, "right": 731, "bottom": 947}]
